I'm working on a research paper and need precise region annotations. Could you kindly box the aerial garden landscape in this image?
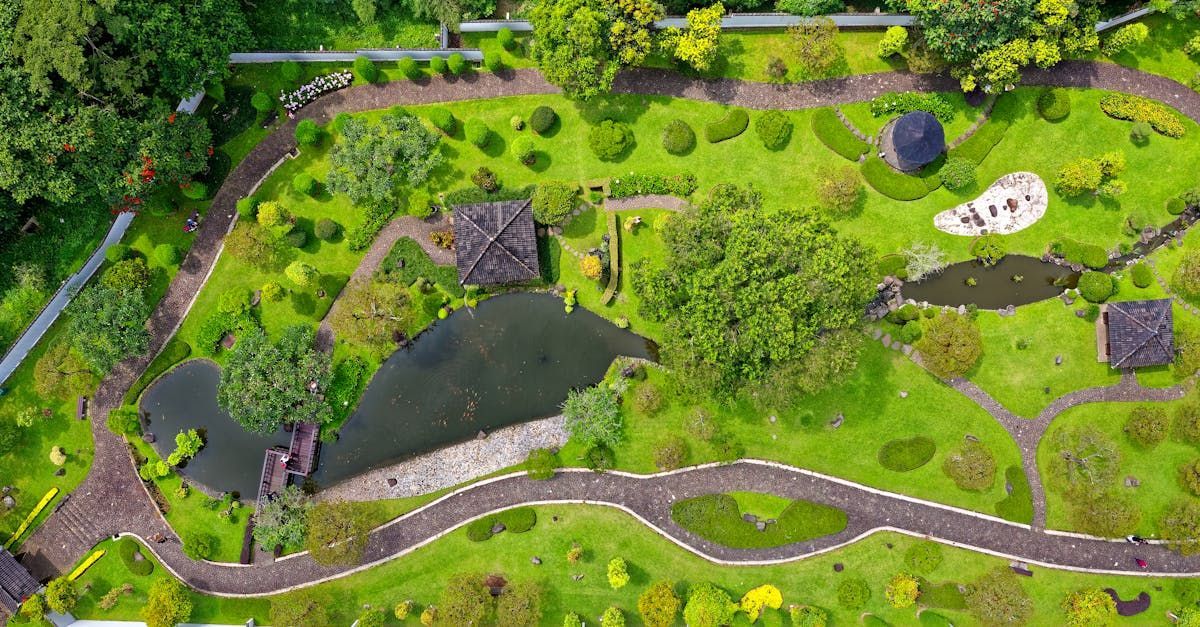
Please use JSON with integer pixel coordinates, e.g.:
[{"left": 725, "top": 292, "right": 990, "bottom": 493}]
[{"left": 3, "top": 0, "right": 1200, "bottom": 625}]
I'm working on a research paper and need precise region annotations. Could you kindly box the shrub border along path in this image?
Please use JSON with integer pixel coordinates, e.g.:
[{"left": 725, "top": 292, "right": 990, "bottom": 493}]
[{"left": 18, "top": 62, "right": 1200, "bottom": 591}]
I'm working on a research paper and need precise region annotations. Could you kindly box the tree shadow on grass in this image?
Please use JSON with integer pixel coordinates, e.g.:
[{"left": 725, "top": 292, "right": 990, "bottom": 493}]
[{"left": 530, "top": 151, "right": 553, "bottom": 173}]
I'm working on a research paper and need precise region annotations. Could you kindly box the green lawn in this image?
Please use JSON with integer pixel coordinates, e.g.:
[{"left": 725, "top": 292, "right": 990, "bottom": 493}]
[
  {"left": 1038, "top": 400, "right": 1200, "bottom": 537},
  {"left": 245, "top": 1, "right": 441, "bottom": 50},
  {"left": 1097, "top": 14, "right": 1200, "bottom": 85},
  {"left": 71, "top": 505, "right": 1193, "bottom": 626}
]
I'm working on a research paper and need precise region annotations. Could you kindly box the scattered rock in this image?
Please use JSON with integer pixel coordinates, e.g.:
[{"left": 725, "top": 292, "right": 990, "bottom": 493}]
[
  {"left": 1055, "top": 355, "right": 1063, "bottom": 366},
  {"left": 571, "top": 574, "right": 584, "bottom": 581},
  {"left": 1060, "top": 292, "right": 1076, "bottom": 305},
  {"left": 899, "top": 390, "right": 908, "bottom": 398},
  {"left": 2, "top": 496, "right": 14, "bottom": 509},
  {"left": 1125, "top": 476, "right": 1140, "bottom": 488},
  {"left": 250, "top": 290, "right": 262, "bottom": 307},
  {"left": 886, "top": 542, "right": 894, "bottom": 549},
  {"left": 1, "top": 486, "right": 9, "bottom": 494},
  {"left": 880, "top": 333, "right": 892, "bottom": 346},
  {"left": 54, "top": 468, "right": 65, "bottom": 476},
  {"left": 965, "top": 434, "right": 980, "bottom": 442},
  {"left": 833, "top": 563, "right": 844, "bottom": 572},
  {"left": 477, "top": 430, "right": 487, "bottom": 439},
  {"left": 490, "top": 522, "right": 506, "bottom": 535},
  {"left": 132, "top": 552, "right": 145, "bottom": 562},
  {"left": 743, "top": 513, "right": 757, "bottom": 523},
  {"left": 141, "top": 433, "right": 156, "bottom": 444},
  {"left": 531, "top": 556, "right": 542, "bottom": 565},
  {"left": 386, "top": 478, "right": 398, "bottom": 487},
  {"left": 1005, "top": 481, "right": 1013, "bottom": 495},
  {"left": 768, "top": 415, "right": 777, "bottom": 424},
  {"left": 1075, "top": 309, "right": 1087, "bottom": 318},
  {"left": 872, "top": 328, "right": 883, "bottom": 340},
  {"left": 830, "top": 413, "right": 844, "bottom": 429},
  {"left": 755, "top": 521, "right": 767, "bottom": 531}
]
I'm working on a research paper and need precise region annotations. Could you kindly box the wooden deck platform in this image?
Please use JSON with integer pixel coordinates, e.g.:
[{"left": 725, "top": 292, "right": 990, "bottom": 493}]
[
  {"left": 285, "top": 422, "right": 320, "bottom": 477},
  {"left": 256, "top": 448, "right": 290, "bottom": 508}
]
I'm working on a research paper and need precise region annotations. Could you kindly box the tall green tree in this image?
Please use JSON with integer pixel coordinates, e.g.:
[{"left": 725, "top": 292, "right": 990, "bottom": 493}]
[
  {"left": 141, "top": 579, "right": 192, "bottom": 627},
  {"left": 305, "top": 500, "right": 372, "bottom": 566},
  {"left": 528, "top": 0, "right": 662, "bottom": 99},
  {"left": 217, "top": 325, "right": 333, "bottom": 434},
  {"left": 326, "top": 113, "right": 443, "bottom": 210},
  {"left": 67, "top": 284, "right": 151, "bottom": 373}
]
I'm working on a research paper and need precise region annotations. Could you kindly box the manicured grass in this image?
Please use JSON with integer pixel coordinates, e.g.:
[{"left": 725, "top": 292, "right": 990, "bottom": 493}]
[
  {"left": 811, "top": 107, "right": 870, "bottom": 161},
  {"left": 672, "top": 493, "right": 847, "bottom": 548},
  {"left": 72, "top": 505, "right": 1194, "bottom": 626},
  {"left": 1096, "top": 14, "right": 1200, "bottom": 85},
  {"left": 245, "top": 1, "right": 440, "bottom": 50},
  {"left": 729, "top": 491, "right": 793, "bottom": 520},
  {"left": 878, "top": 436, "right": 937, "bottom": 472},
  {"left": 995, "top": 465, "right": 1035, "bottom": 524},
  {"left": 560, "top": 340, "right": 1023, "bottom": 516},
  {"left": 862, "top": 155, "right": 933, "bottom": 200},
  {"left": 1038, "top": 399, "right": 1200, "bottom": 537}
]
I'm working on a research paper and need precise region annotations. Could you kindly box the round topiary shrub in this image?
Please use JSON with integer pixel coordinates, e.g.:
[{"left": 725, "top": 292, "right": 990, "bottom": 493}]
[
  {"left": 1130, "top": 121, "right": 1153, "bottom": 144},
  {"left": 1037, "top": 88, "right": 1071, "bottom": 121},
  {"left": 532, "top": 180, "right": 578, "bottom": 225},
  {"left": 314, "top": 218, "right": 339, "bottom": 241},
  {"left": 837, "top": 578, "right": 870, "bottom": 609},
  {"left": 427, "top": 107, "right": 456, "bottom": 135},
  {"left": 938, "top": 157, "right": 977, "bottom": 190},
  {"left": 280, "top": 61, "right": 302, "bottom": 83},
  {"left": 294, "top": 119, "right": 322, "bottom": 146},
  {"left": 1080, "top": 244, "right": 1109, "bottom": 270},
  {"left": 1125, "top": 406, "right": 1168, "bottom": 448},
  {"left": 397, "top": 56, "right": 419, "bottom": 80},
  {"left": 353, "top": 55, "right": 378, "bottom": 83},
  {"left": 292, "top": 173, "right": 317, "bottom": 196},
  {"left": 878, "top": 436, "right": 936, "bottom": 472},
  {"left": 483, "top": 51, "right": 502, "bottom": 72},
  {"left": 904, "top": 541, "right": 943, "bottom": 574},
  {"left": 429, "top": 56, "right": 447, "bottom": 74},
  {"left": 897, "top": 320, "right": 923, "bottom": 343},
  {"left": 588, "top": 119, "right": 634, "bottom": 160},
  {"left": 529, "top": 106, "right": 557, "bottom": 134},
  {"left": 754, "top": 110, "right": 793, "bottom": 150},
  {"left": 662, "top": 119, "right": 696, "bottom": 155},
  {"left": 497, "top": 27, "right": 515, "bottom": 49},
  {"left": 1131, "top": 262, "right": 1153, "bottom": 288},
  {"left": 284, "top": 229, "right": 307, "bottom": 248},
  {"left": 447, "top": 52, "right": 467, "bottom": 75},
  {"left": 511, "top": 136, "right": 536, "bottom": 165},
  {"left": 1168, "top": 197, "right": 1187, "bottom": 215},
  {"left": 154, "top": 243, "right": 180, "bottom": 266},
  {"left": 1078, "top": 270, "right": 1114, "bottom": 302},
  {"left": 250, "top": 90, "right": 273, "bottom": 114},
  {"left": 235, "top": 195, "right": 258, "bottom": 219},
  {"left": 181, "top": 182, "right": 208, "bottom": 200},
  {"left": 464, "top": 118, "right": 490, "bottom": 148}
]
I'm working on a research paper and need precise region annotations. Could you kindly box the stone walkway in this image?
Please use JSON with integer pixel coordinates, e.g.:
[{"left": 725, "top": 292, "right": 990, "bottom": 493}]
[
  {"left": 604, "top": 194, "right": 692, "bottom": 212},
  {"left": 18, "top": 62, "right": 1200, "bottom": 586}
]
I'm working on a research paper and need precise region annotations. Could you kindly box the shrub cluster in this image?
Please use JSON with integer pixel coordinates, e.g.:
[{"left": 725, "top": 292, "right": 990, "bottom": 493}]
[
  {"left": 428, "top": 107, "right": 457, "bottom": 135},
  {"left": 1037, "top": 88, "right": 1071, "bottom": 121},
  {"left": 314, "top": 218, "right": 339, "bottom": 241},
  {"left": 1131, "top": 263, "right": 1153, "bottom": 289},
  {"left": 1077, "top": 270, "right": 1115, "bottom": 303},
  {"left": 466, "top": 507, "right": 536, "bottom": 541},
  {"left": 811, "top": 108, "right": 869, "bottom": 160},
  {"left": 869, "top": 92, "right": 954, "bottom": 121},
  {"left": 531, "top": 181, "right": 578, "bottom": 225},
  {"left": 948, "top": 118, "right": 1010, "bottom": 165},
  {"left": 942, "top": 441, "right": 996, "bottom": 491},
  {"left": 529, "top": 106, "right": 557, "bottom": 134},
  {"left": 610, "top": 173, "right": 698, "bottom": 199},
  {"left": 1126, "top": 407, "right": 1168, "bottom": 448},
  {"left": 754, "top": 111, "right": 793, "bottom": 149},
  {"left": 1053, "top": 238, "right": 1108, "bottom": 269},
  {"left": 588, "top": 119, "right": 634, "bottom": 160},
  {"left": 938, "top": 157, "right": 976, "bottom": 190},
  {"left": 294, "top": 119, "right": 323, "bottom": 146},
  {"left": 704, "top": 109, "right": 749, "bottom": 143},
  {"left": 1099, "top": 93, "right": 1186, "bottom": 138},
  {"left": 661, "top": 119, "right": 696, "bottom": 155}
]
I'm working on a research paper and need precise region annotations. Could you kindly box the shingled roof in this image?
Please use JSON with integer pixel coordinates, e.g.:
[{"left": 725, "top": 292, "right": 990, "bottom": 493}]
[
  {"left": 0, "top": 549, "right": 39, "bottom": 614},
  {"left": 1105, "top": 299, "right": 1175, "bottom": 368},
  {"left": 883, "top": 111, "right": 945, "bottom": 172},
  {"left": 453, "top": 199, "right": 540, "bottom": 286}
]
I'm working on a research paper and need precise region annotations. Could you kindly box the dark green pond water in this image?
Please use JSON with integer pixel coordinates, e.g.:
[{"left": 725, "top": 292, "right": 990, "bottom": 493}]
[
  {"left": 141, "top": 293, "right": 651, "bottom": 497},
  {"left": 902, "top": 255, "right": 1078, "bottom": 309}
]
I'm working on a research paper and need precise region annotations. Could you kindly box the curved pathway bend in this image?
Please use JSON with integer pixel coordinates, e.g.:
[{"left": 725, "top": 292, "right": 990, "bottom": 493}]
[
  {"left": 17, "top": 62, "right": 1200, "bottom": 583},
  {"left": 134, "top": 462, "right": 1200, "bottom": 598}
]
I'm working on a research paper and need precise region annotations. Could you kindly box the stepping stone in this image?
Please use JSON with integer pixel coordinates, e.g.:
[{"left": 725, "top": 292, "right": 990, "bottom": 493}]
[
  {"left": 872, "top": 328, "right": 882, "bottom": 340},
  {"left": 899, "top": 390, "right": 908, "bottom": 398},
  {"left": 890, "top": 341, "right": 902, "bottom": 350},
  {"left": 880, "top": 334, "right": 892, "bottom": 346},
  {"left": 901, "top": 344, "right": 913, "bottom": 356}
]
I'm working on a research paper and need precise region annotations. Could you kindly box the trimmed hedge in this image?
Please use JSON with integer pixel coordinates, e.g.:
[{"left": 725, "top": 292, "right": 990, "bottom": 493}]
[
  {"left": 117, "top": 538, "right": 154, "bottom": 576},
  {"left": 465, "top": 507, "right": 537, "bottom": 541},
  {"left": 671, "top": 493, "right": 847, "bottom": 549},
  {"left": 994, "top": 465, "right": 1033, "bottom": 524},
  {"left": 1038, "top": 88, "right": 1071, "bottom": 121},
  {"left": 1053, "top": 238, "right": 1108, "bottom": 269},
  {"left": 529, "top": 106, "right": 557, "bottom": 134},
  {"left": 861, "top": 156, "right": 931, "bottom": 201},
  {"left": 427, "top": 107, "right": 457, "bottom": 135},
  {"left": 705, "top": 109, "right": 749, "bottom": 143},
  {"left": 878, "top": 436, "right": 936, "bottom": 472},
  {"left": 1078, "top": 270, "right": 1115, "bottom": 303},
  {"left": 1099, "top": 93, "right": 1186, "bottom": 138},
  {"left": 1131, "top": 263, "right": 1153, "bottom": 289},
  {"left": 610, "top": 173, "right": 697, "bottom": 199},
  {"left": 812, "top": 108, "right": 869, "bottom": 161},
  {"left": 661, "top": 119, "right": 696, "bottom": 155},
  {"left": 948, "top": 117, "right": 1010, "bottom": 165}
]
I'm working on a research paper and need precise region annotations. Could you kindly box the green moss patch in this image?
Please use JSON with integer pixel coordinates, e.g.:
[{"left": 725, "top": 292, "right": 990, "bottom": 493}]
[
  {"left": 878, "top": 436, "right": 937, "bottom": 472},
  {"left": 671, "top": 493, "right": 847, "bottom": 549}
]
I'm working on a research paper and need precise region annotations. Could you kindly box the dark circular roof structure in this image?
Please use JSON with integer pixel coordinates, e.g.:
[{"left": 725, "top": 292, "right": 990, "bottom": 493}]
[{"left": 885, "top": 111, "right": 945, "bottom": 171}]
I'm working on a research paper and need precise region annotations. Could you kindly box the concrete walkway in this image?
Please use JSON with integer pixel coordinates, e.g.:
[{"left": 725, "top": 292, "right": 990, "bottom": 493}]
[
  {"left": 18, "top": 62, "right": 1200, "bottom": 591},
  {"left": 0, "top": 211, "right": 134, "bottom": 386}
]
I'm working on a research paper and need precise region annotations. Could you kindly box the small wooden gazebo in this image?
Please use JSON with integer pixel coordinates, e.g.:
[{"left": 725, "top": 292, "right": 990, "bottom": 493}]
[
  {"left": 1097, "top": 299, "right": 1175, "bottom": 367},
  {"left": 453, "top": 199, "right": 540, "bottom": 286},
  {"left": 881, "top": 111, "right": 945, "bottom": 172}
]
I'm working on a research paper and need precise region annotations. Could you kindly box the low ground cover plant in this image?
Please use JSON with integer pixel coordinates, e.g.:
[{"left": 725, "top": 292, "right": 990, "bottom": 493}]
[
  {"left": 878, "top": 436, "right": 936, "bottom": 471},
  {"left": 670, "top": 493, "right": 846, "bottom": 548},
  {"left": 466, "top": 506, "right": 537, "bottom": 541},
  {"left": 705, "top": 109, "right": 749, "bottom": 143},
  {"left": 811, "top": 108, "right": 869, "bottom": 160}
]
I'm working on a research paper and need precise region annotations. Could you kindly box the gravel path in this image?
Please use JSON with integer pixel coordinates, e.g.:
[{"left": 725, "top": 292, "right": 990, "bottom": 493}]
[
  {"left": 18, "top": 61, "right": 1200, "bottom": 585},
  {"left": 605, "top": 194, "right": 692, "bottom": 212}
]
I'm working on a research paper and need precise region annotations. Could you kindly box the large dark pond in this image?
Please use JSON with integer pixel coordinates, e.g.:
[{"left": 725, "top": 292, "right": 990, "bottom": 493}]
[
  {"left": 902, "top": 255, "right": 1078, "bottom": 309},
  {"left": 140, "top": 293, "right": 651, "bottom": 497}
]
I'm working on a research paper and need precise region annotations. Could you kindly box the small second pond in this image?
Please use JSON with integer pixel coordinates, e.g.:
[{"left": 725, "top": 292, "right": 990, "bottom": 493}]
[
  {"left": 141, "top": 293, "right": 651, "bottom": 497},
  {"left": 901, "top": 255, "right": 1078, "bottom": 309}
]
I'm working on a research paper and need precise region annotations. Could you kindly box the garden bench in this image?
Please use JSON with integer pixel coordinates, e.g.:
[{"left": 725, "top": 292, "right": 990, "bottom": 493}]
[
  {"left": 1009, "top": 562, "right": 1033, "bottom": 577},
  {"left": 76, "top": 396, "right": 87, "bottom": 420}
]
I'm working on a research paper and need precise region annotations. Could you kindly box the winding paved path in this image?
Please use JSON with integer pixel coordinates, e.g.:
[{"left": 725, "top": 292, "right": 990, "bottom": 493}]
[{"left": 18, "top": 62, "right": 1200, "bottom": 590}]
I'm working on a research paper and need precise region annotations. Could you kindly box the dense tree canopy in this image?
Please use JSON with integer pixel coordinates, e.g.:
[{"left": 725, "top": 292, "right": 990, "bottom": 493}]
[
  {"left": 326, "top": 113, "right": 444, "bottom": 209},
  {"left": 67, "top": 284, "right": 151, "bottom": 373},
  {"left": 217, "top": 325, "right": 333, "bottom": 434},
  {"left": 631, "top": 184, "right": 874, "bottom": 396},
  {"left": 0, "top": 0, "right": 246, "bottom": 214},
  {"left": 528, "top": 0, "right": 662, "bottom": 99}
]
